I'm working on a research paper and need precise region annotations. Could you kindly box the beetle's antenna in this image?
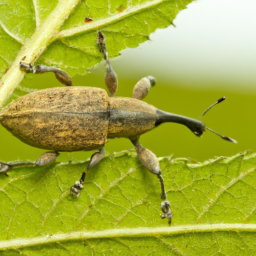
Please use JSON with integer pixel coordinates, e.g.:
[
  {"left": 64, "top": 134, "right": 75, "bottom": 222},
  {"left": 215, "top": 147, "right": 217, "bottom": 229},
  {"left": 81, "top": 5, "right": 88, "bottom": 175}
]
[
  {"left": 199, "top": 96, "right": 226, "bottom": 119},
  {"left": 206, "top": 127, "right": 237, "bottom": 143}
]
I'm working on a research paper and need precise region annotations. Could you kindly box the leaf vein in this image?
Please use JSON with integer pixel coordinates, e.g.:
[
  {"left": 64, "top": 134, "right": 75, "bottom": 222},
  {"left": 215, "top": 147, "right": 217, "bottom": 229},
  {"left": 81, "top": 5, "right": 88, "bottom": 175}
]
[
  {"left": 32, "top": 0, "right": 40, "bottom": 27},
  {"left": 76, "top": 167, "right": 138, "bottom": 228},
  {"left": 197, "top": 167, "right": 256, "bottom": 222},
  {"left": 57, "top": 0, "right": 167, "bottom": 39},
  {"left": 0, "top": 21, "right": 24, "bottom": 44},
  {"left": 2, "top": 224, "right": 256, "bottom": 251}
]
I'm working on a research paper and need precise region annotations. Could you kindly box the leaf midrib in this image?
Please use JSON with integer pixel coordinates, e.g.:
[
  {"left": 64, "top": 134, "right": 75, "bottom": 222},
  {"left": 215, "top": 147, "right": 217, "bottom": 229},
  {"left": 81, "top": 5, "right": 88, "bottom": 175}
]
[
  {"left": 58, "top": 0, "right": 169, "bottom": 38},
  {"left": 0, "top": 0, "right": 169, "bottom": 109},
  {"left": 1, "top": 224, "right": 255, "bottom": 250},
  {"left": 0, "top": 0, "right": 81, "bottom": 108}
]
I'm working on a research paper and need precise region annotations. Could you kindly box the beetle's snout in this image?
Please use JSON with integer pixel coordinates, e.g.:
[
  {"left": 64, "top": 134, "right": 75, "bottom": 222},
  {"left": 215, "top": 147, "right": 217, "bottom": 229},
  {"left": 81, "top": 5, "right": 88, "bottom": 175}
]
[
  {"left": 194, "top": 131, "right": 202, "bottom": 137},
  {"left": 156, "top": 109, "right": 206, "bottom": 136},
  {"left": 193, "top": 130, "right": 203, "bottom": 137},
  {"left": 187, "top": 121, "right": 206, "bottom": 137}
]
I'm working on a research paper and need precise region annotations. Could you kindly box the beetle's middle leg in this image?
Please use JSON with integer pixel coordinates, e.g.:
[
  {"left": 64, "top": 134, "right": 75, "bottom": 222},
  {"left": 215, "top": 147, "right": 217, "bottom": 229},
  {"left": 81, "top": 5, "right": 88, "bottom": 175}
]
[
  {"left": 19, "top": 62, "right": 72, "bottom": 86},
  {"left": 131, "top": 138, "right": 172, "bottom": 224},
  {"left": 0, "top": 151, "right": 59, "bottom": 176},
  {"left": 70, "top": 148, "right": 105, "bottom": 197}
]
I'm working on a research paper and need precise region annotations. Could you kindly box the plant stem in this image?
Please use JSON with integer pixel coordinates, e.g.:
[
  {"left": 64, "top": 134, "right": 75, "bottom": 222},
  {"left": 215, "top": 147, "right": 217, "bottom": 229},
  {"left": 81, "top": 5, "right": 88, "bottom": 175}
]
[{"left": 0, "top": 0, "right": 80, "bottom": 108}]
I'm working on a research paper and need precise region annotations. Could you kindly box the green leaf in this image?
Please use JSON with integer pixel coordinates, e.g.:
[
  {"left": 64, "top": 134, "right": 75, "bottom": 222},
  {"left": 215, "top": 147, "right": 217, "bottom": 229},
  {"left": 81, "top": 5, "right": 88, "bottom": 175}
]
[
  {"left": 0, "top": 0, "right": 194, "bottom": 107},
  {"left": 1, "top": 151, "right": 256, "bottom": 255}
]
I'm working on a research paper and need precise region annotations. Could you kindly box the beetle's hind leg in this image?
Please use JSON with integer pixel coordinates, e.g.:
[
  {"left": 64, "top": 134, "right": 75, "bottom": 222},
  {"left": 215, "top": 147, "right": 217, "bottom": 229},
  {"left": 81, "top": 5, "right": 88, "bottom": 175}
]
[
  {"left": 130, "top": 138, "right": 172, "bottom": 224},
  {"left": 132, "top": 76, "right": 156, "bottom": 100},
  {"left": 70, "top": 148, "right": 105, "bottom": 197},
  {"left": 0, "top": 151, "right": 59, "bottom": 176},
  {"left": 19, "top": 62, "right": 72, "bottom": 86},
  {"left": 97, "top": 31, "right": 118, "bottom": 97}
]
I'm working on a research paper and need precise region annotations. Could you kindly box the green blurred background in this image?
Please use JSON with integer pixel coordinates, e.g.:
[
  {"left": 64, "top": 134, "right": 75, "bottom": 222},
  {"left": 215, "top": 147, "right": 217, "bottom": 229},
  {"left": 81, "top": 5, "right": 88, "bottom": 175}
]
[{"left": 1, "top": 0, "right": 255, "bottom": 163}]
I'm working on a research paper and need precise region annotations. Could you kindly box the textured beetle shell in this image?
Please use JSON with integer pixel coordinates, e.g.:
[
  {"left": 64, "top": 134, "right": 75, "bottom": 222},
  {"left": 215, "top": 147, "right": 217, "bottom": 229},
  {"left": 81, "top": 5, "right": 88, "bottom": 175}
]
[
  {"left": 0, "top": 87, "right": 109, "bottom": 151},
  {"left": 0, "top": 86, "right": 158, "bottom": 152}
]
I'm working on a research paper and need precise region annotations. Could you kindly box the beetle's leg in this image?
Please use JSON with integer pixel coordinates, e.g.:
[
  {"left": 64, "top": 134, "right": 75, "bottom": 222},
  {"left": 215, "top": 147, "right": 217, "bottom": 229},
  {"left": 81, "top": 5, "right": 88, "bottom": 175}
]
[
  {"left": 35, "top": 151, "right": 60, "bottom": 166},
  {"left": 0, "top": 151, "right": 59, "bottom": 176},
  {"left": 132, "top": 76, "right": 156, "bottom": 100},
  {"left": 70, "top": 148, "right": 105, "bottom": 197},
  {"left": 19, "top": 62, "right": 72, "bottom": 86},
  {"left": 105, "top": 60, "right": 118, "bottom": 97},
  {"left": 131, "top": 139, "right": 172, "bottom": 224},
  {"left": 97, "top": 31, "right": 118, "bottom": 97}
]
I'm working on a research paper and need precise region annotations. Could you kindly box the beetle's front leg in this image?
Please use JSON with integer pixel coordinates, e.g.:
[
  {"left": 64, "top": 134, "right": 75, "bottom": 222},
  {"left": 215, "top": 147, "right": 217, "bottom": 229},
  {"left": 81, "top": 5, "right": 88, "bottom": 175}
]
[
  {"left": 20, "top": 62, "right": 72, "bottom": 86},
  {"left": 70, "top": 148, "right": 105, "bottom": 197},
  {"left": 131, "top": 138, "right": 172, "bottom": 224},
  {"left": 0, "top": 151, "right": 59, "bottom": 176}
]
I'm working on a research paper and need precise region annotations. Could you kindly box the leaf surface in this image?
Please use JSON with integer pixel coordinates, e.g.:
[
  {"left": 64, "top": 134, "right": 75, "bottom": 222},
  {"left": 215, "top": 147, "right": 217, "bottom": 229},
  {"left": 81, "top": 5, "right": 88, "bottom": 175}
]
[
  {"left": 0, "top": 0, "right": 193, "bottom": 107},
  {"left": 1, "top": 151, "right": 256, "bottom": 255}
]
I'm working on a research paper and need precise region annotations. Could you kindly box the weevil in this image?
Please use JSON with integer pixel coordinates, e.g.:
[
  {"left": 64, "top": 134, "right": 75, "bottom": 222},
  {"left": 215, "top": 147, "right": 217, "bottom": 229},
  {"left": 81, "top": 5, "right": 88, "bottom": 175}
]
[{"left": 0, "top": 32, "right": 236, "bottom": 224}]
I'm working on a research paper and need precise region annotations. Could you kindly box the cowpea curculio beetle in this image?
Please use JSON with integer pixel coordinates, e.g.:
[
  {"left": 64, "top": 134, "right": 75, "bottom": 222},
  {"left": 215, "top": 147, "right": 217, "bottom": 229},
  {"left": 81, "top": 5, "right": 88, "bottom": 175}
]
[{"left": 0, "top": 32, "right": 236, "bottom": 224}]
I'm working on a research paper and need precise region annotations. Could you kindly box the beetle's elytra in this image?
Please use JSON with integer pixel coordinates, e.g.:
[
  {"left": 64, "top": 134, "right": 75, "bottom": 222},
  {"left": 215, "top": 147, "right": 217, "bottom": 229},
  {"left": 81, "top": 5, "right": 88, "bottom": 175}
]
[
  {"left": 0, "top": 86, "right": 158, "bottom": 151},
  {"left": 0, "top": 32, "right": 236, "bottom": 224}
]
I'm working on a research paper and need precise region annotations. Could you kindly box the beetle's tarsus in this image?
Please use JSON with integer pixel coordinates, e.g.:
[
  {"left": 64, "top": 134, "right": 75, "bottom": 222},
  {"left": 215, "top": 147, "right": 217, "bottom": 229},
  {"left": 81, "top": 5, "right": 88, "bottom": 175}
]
[
  {"left": 97, "top": 31, "right": 107, "bottom": 59},
  {"left": 70, "top": 148, "right": 105, "bottom": 197},
  {"left": 161, "top": 200, "right": 172, "bottom": 225},
  {"left": 20, "top": 62, "right": 34, "bottom": 73},
  {"left": 70, "top": 181, "right": 84, "bottom": 197}
]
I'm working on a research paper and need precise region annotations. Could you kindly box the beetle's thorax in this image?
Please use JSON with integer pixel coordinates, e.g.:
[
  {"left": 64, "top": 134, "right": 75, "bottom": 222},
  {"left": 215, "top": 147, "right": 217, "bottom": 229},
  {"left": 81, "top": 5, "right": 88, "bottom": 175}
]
[{"left": 107, "top": 97, "right": 157, "bottom": 138}]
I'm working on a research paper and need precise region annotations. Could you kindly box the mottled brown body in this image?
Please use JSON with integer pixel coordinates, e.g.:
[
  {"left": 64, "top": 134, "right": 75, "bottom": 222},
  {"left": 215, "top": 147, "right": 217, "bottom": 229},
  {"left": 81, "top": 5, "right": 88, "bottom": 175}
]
[
  {"left": 0, "top": 87, "right": 109, "bottom": 151},
  {"left": 0, "top": 87, "right": 157, "bottom": 152}
]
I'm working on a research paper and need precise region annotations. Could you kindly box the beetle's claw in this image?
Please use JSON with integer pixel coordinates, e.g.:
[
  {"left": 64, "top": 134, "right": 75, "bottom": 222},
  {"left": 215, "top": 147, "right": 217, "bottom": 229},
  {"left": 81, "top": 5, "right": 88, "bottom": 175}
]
[
  {"left": 70, "top": 181, "right": 83, "bottom": 197},
  {"left": 160, "top": 200, "right": 172, "bottom": 225},
  {"left": 0, "top": 162, "right": 12, "bottom": 176}
]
